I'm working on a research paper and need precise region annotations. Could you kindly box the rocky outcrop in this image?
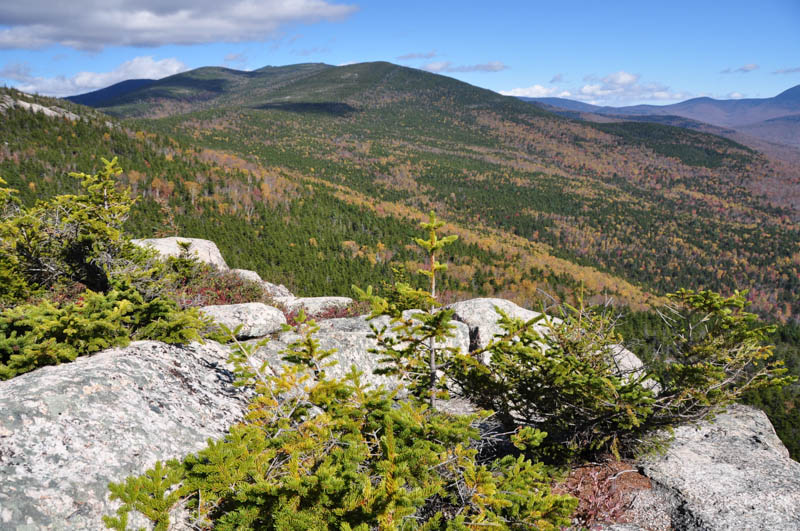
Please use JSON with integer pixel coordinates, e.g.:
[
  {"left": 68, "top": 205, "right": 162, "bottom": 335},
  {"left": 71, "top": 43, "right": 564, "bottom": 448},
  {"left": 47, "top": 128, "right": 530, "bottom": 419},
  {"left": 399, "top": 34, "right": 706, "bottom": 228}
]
[
  {"left": 230, "top": 269, "right": 262, "bottom": 283},
  {"left": 1, "top": 285, "right": 797, "bottom": 530},
  {"left": 0, "top": 94, "right": 80, "bottom": 121},
  {"left": 0, "top": 340, "right": 249, "bottom": 530},
  {"left": 200, "top": 302, "right": 286, "bottom": 339},
  {"left": 275, "top": 296, "right": 353, "bottom": 317},
  {"left": 232, "top": 269, "right": 294, "bottom": 298},
  {"left": 131, "top": 237, "right": 229, "bottom": 270},
  {"left": 0, "top": 308, "right": 470, "bottom": 528},
  {"left": 613, "top": 404, "right": 800, "bottom": 530}
]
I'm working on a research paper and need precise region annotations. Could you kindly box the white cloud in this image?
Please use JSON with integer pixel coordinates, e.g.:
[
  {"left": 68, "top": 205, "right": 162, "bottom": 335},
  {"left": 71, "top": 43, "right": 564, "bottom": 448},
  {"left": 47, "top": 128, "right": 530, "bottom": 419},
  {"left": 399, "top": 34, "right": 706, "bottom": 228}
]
[
  {"left": 773, "top": 66, "right": 800, "bottom": 74},
  {"left": 721, "top": 63, "right": 759, "bottom": 74},
  {"left": 727, "top": 91, "right": 745, "bottom": 99},
  {"left": 502, "top": 69, "right": 690, "bottom": 106},
  {"left": 397, "top": 50, "right": 436, "bottom": 61},
  {"left": 580, "top": 83, "right": 616, "bottom": 97},
  {"left": 422, "top": 61, "right": 508, "bottom": 73},
  {"left": 602, "top": 70, "right": 639, "bottom": 85},
  {"left": 500, "top": 84, "right": 559, "bottom": 98},
  {"left": 2, "top": 56, "right": 188, "bottom": 96},
  {"left": 0, "top": 1, "right": 357, "bottom": 51},
  {"left": 571, "top": 70, "right": 688, "bottom": 104}
]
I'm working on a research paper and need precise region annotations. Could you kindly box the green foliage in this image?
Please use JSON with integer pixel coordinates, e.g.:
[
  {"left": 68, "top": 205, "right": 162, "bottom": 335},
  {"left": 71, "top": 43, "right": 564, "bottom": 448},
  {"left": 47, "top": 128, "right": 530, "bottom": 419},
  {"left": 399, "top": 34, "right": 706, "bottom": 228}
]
[
  {"left": 377, "top": 266, "right": 434, "bottom": 314},
  {"left": 0, "top": 278, "right": 212, "bottom": 380},
  {"left": 646, "top": 289, "right": 794, "bottom": 426},
  {"left": 0, "top": 177, "right": 32, "bottom": 305},
  {"left": 452, "top": 290, "right": 793, "bottom": 462},
  {"left": 105, "top": 317, "right": 576, "bottom": 530},
  {"left": 0, "top": 159, "right": 224, "bottom": 379},
  {"left": 0, "top": 252, "right": 32, "bottom": 307},
  {"left": 590, "top": 121, "right": 754, "bottom": 168},
  {"left": 451, "top": 304, "right": 656, "bottom": 461},
  {"left": 619, "top": 306, "right": 800, "bottom": 460},
  {"left": 355, "top": 212, "right": 459, "bottom": 408},
  {"left": 0, "top": 175, "right": 18, "bottom": 206},
  {"left": 0, "top": 157, "right": 136, "bottom": 293},
  {"left": 105, "top": 460, "right": 185, "bottom": 531}
]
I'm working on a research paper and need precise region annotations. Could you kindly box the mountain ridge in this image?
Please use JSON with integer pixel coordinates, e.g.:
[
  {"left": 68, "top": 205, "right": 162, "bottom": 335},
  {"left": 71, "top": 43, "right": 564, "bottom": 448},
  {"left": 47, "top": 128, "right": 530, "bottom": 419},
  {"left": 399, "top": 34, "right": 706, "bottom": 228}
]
[{"left": 521, "top": 85, "right": 800, "bottom": 149}]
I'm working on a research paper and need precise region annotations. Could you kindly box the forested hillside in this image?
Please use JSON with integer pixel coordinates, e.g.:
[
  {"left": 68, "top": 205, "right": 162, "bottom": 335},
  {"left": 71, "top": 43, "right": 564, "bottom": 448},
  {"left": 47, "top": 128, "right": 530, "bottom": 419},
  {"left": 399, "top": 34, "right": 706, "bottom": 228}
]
[
  {"left": 78, "top": 61, "right": 800, "bottom": 322},
  {"left": 1, "top": 86, "right": 653, "bottom": 308}
]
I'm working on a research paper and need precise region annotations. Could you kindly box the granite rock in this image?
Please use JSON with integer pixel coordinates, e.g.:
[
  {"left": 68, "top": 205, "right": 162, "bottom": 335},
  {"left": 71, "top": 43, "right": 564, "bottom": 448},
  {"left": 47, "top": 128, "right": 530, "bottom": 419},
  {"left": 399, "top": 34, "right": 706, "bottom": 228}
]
[
  {"left": 131, "top": 237, "right": 228, "bottom": 270},
  {"left": 200, "top": 302, "right": 287, "bottom": 339},
  {"left": 231, "top": 269, "right": 294, "bottom": 298},
  {"left": 635, "top": 404, "right": 800, "bottom": 530},
  {"left": 0, "top": 340, "right": 248, "bottom": 530},
  {"left": 253, "top": 312, "right": 470, "bottom": 390}
]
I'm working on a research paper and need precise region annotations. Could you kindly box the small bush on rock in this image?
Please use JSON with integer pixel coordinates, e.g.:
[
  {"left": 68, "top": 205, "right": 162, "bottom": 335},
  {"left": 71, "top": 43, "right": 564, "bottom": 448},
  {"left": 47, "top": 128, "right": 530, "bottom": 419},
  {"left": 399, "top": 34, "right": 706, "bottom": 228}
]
[
  {"left": 0, "top": 158, "right": 138, "bottom": 293},
  {"left": 451, "top": 290, "right": 792, "bottom": 461},
  {"left": 0, "top": 160, "right": 261, "bottom": 379},
  {"left": 0, "top": 278, "right": 212, "bottom": 380}
]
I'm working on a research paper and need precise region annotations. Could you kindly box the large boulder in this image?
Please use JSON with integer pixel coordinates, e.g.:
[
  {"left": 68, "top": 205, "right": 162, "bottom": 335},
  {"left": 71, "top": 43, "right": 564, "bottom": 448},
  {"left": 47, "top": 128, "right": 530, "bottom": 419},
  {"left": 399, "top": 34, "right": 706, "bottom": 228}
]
[
  {"left": 132, "top": 237, "right": 228, "bottom": 270},
  {"left": 0, "top": 340, "right": 248, "bottom": 530},
  {"left": 254, "top": 313, "right": 470, "bottom": 390},
  {"left": 628, "top": 404, "right": 800, "bottom": 530},
  {"left": 200, "top": 302, "right": 286, "bottom": 339},
  {"left": 275, "top": 296, "right": 353, "bottom": 317},
  {"left": 447, "top": 298, "right": 552, "bottom": 351},
  {"left": 231, "top": 269, "right": 294, "bottom": 298}
]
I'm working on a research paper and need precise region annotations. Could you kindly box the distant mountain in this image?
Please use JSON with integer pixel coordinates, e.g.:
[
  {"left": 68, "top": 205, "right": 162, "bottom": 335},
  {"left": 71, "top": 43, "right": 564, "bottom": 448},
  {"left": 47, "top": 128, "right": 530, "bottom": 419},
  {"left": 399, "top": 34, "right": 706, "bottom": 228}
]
[
  {"left": 66, "top": 64, "right": 336, "bottom": 117},
  {"left": 521, "top": 85, "right": 800, "bottom": 149},
  {"left": 518, "top": 97, "right": 601, "bottom": 113},
  {"left": 65, "top": 61, "right": 543, "bottom": 121},
  {"left": 68, "top": 79, "right": 156, "bottom": 107}
]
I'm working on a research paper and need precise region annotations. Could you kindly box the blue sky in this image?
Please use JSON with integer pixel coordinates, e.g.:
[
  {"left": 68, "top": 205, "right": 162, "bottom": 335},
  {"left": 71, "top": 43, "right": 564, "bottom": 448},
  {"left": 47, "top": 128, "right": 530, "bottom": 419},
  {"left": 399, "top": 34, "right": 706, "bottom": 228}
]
[{"left": 1, "top": 1, "right": 799, "bottom": 105}]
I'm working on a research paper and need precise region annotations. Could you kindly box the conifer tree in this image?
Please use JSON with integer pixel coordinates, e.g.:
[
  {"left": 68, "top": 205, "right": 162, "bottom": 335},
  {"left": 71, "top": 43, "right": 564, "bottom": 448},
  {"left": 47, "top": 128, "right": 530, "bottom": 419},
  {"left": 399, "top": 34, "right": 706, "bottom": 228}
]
[
  {"left": 1, "top": 157, "right": 136, "bottom": 291},
  {"left": 354, "top": 211, "right": 458, "bottom": 407}
]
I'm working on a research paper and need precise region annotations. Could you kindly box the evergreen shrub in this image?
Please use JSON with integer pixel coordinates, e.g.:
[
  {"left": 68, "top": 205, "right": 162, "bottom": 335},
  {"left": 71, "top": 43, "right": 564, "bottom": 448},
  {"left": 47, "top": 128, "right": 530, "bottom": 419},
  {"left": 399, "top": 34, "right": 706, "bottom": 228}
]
[
  {"left": 0, "top": 278, "right": 212, "bottom": 380},
  {"left": 450, "top": 290, "right": 793, "bottom": 461},
  {"left": 0, "top": 160, "right": 219, "bottom": 379},
  {"left": 104, "top": 317, "right": 577, "bottom": 530}
]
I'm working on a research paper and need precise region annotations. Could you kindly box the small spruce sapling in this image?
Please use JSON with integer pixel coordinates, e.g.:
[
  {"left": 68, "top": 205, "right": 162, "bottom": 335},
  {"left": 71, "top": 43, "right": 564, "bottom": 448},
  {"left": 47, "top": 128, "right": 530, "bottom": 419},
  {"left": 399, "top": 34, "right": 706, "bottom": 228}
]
[
  {"left": 354, "top": 211, "right": 458, "bottom": 408},
  {"left": 648, "top": 289, "right": 794, "bottom": 426}
]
